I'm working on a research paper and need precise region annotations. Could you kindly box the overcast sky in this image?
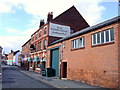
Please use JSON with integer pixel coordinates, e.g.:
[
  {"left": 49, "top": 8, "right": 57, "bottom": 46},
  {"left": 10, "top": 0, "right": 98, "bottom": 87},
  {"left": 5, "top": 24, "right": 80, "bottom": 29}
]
[{"left": 0, "top": 0, "right": 119, "bottom": 54}]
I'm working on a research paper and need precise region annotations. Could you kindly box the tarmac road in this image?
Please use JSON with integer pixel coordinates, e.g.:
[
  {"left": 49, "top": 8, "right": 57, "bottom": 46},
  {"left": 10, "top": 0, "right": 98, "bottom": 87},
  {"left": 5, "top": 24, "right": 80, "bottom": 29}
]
[{"left": 2, "top": 65, "right": 56, "bottom": 89}]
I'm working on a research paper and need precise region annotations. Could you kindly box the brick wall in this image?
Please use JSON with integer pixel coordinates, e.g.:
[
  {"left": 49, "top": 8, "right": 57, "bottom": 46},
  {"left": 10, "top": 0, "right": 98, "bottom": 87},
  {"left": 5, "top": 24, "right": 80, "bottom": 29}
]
[
  {"left": 64, "top": 23, "right": 119, "bottom": 88},
  {"left": 22, "top": 39, "right": 31, "bottom": 57},
  {"left": 118, "top": 22, "right": 120, "bottom": 89},
  {"left": 8, "top": 53, "right": 14, "bottom": 60},
  {"left": 48, "top": 22, "right": 119, "bottom": 88}
]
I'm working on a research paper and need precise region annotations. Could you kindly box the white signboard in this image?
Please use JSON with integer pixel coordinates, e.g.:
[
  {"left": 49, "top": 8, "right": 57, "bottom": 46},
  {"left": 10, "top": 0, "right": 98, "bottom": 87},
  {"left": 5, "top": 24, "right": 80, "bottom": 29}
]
[{"left": 49, "top": 23, "right": 70, "bottom": 37}]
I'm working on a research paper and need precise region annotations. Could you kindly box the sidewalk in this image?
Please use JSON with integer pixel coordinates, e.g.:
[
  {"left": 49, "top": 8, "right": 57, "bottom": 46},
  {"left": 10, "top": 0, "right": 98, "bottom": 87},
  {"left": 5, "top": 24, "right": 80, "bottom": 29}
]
[{"left": 18, "top": 68, "right": 108, "bottom": 89}]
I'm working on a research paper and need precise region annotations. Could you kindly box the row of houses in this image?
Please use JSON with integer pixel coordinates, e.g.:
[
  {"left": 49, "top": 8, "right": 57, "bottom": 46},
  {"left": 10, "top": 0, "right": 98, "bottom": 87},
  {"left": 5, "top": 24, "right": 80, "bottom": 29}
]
[
  {"left": 2, "top": 50, "right": 21, "bottom": 66},
  {"left": 0, "top": 46, "right": 3, "bottom": 68},
  {"left": 20, "top": 6, "right": 120, "bottom": 88}
]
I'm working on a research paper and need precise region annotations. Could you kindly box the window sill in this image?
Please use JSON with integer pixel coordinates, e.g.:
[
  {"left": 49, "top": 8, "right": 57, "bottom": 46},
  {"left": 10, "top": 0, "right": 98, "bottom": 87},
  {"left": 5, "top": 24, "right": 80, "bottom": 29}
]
[
  {"left": 92, "top": 41, "right": 114, "bottom": 47},
  {"left": 71, "top": 47, "right": 85, "bottom": 51}
]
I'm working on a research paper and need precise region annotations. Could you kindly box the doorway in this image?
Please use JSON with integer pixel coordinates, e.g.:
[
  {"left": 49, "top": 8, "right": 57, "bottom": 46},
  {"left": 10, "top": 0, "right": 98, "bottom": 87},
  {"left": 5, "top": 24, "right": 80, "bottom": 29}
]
[
  {"left": 50, "top": 48, "right": 59, "bottom": 77},
  {"left": 61, "top": 62, "right": 67, "bottom": 78}
]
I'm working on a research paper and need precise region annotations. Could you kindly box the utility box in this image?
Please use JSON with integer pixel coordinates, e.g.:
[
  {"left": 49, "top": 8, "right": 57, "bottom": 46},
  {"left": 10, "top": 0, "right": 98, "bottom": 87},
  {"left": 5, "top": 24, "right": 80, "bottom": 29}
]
[{"left": 46, "top": 68, "right": 55, "bottom": 77}]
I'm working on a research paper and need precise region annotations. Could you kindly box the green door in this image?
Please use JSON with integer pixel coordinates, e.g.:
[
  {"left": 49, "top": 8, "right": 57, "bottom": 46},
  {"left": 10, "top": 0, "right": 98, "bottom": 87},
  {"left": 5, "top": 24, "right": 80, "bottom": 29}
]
[{"left": 51, "top": 48, "right": 59, "bottom": 77}]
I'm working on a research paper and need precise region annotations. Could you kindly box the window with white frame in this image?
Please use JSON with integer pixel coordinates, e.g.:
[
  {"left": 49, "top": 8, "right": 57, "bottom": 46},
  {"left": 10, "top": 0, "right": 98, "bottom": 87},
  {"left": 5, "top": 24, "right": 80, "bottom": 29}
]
[
  {"left": 72, "top": 37, "right": 84, "bottom": 49},
  {"left": 92, "top": 28, "right": 114, "bottom": 45}
]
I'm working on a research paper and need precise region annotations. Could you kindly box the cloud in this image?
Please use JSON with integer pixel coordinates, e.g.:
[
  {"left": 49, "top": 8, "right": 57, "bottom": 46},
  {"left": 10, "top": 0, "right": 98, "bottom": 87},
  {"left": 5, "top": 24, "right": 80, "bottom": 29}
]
[
  {"left": 0, "top": 0, "right": 13, "bottom": 13},
  {"left": 0, "top": 35, "right": 29, "bottom": 54},
  {"left": 0, "top": 0, "right": 106, "bottom": 26},
  {"left": 1, "top": 0, "right": 114, "bottom": 54},
  {"left": 6, "top": 28, "right": 20, "bottom": 33},
  {"left": 76, "top": 0, "right": 106, "bottom": 25},
  {"left": 0, "top": 26, "right": 38, "bottom": 54}
]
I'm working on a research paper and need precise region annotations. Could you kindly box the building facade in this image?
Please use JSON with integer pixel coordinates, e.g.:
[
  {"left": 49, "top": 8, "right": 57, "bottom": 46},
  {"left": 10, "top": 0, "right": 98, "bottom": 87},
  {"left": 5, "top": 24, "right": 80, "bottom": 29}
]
[
  {"left": 2, "top": 53, "right": 8, "bottom": 64},
  {"left": 23, "top": 6, "right": 89, "bottom": 73},
  {"left": 0, "top": 46, "right": 2, "bottom": 60},
  {"left": 7, "top": 50, "right": 14, "bottom": 65},
  {"left": 47, "top": 16, "right": 120, "bottom": 88},
  {"left": 13, "top": 50, "right": 21, "bottom": 66},
  {"left": 0, "top": 46, "right": 3, "bottom": 68},
  {"left": 21, "top": 39, "right": 31, "bottom": 70},
  {"left": 7, "top": 50, "right": 20, "bottom": 65}
]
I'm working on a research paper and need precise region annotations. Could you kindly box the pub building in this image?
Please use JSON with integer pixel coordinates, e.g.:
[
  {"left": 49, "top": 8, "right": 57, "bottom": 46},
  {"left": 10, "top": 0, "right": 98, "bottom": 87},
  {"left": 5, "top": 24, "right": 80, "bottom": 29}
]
[{"left": 22, "top": 6, "right": 89, "bottom": 73}]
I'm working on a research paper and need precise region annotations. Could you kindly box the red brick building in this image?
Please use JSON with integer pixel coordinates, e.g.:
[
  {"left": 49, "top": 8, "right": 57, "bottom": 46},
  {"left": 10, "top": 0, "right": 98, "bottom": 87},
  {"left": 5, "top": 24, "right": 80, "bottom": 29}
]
[
  {"left": 7, "top": 50, "right": 14, "bottom": 65},
  {"left": 21, "top": 39, "right": 31, "bottom": 70},
  {"left": 27, "top": 6, "right": 89, "bottom": 73},
  {"left": 47, "top": 16, "right": 120, "bottom": 88}
]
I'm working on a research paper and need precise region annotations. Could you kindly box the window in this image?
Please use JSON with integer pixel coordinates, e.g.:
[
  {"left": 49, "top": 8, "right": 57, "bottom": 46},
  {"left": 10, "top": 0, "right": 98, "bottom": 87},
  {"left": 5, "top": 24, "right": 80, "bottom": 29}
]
[
  {"left": 38, "top": 41, "right": 42, "bottom": 51},
  {"left": 32, "top": 35, "right": 34, "bottom": 42},
  {"left": 44, "top": 26, "right": 47, "bottom": 35},
  {"left": 101, "top": 32, "right": 104, "bottom": 43},
  {"left": 92, "top": 28, "right": 114, "bottom": 45},
  {"left": 110, "top": 29, "right": 114, "bottom": 41},
  {"left": 72, "top": 37, "right": 84, "bottom": 49},
  {"left": 43, "top": 39, "right": 47, "bottom": 50},
  {"left": 36, "top": 33, "right": 38, "bottom": 40},
  {"left": 39, "top": 30, "right": 42, "bottom": 37}
]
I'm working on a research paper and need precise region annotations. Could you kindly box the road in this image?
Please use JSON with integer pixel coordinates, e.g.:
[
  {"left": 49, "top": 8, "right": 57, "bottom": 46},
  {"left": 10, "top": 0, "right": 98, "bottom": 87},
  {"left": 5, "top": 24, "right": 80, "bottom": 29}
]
[{"left": 2, "top": 65, "right": 56, "bottom": 89}]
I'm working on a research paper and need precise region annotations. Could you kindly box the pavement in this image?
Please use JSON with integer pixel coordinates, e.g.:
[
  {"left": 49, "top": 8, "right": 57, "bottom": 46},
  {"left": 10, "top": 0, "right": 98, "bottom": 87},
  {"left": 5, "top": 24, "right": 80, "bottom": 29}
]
[{"left": 18, "top": 67, "right": 109, "bottom": 89}]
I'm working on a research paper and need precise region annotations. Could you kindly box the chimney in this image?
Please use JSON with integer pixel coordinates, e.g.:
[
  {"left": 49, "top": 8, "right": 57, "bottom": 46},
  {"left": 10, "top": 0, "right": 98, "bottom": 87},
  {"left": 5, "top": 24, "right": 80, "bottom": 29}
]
[
  {"left": 47, "top": 12, "right": 53, "bottom": 22},
  {"left": 11, "top": 50, "right": 13, "bottom": 53},
  {"left": 39, "top": 19, "right": 44, "bottom": 28}
]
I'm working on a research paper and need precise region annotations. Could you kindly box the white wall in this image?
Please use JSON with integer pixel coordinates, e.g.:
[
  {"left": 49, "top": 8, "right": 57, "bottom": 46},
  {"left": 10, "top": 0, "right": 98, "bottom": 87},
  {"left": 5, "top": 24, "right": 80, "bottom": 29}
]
[{"left": 13, "top": 52, "right": 21, "bottom": 66}]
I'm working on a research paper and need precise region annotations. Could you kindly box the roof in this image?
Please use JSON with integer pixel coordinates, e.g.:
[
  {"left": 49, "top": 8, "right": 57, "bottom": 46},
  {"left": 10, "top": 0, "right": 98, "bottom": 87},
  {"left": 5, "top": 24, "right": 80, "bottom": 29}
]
[
  {"left": 14, "top": 50, "right": 20, "bottom": 55},
  {"left": 48, "top": 16, "right": 120, "bottom": 46},
  {"left": 22, "top": 39, "right": 31, "bottom": 47},
  {"left": 31, "top": 6, "right": 89, "bottom": 36},
  {"left": 0, "top": 46, "right": 2, "bottom": 49},
  {"left": 51, "top": 6, "right": 89, "bottom": 32}
]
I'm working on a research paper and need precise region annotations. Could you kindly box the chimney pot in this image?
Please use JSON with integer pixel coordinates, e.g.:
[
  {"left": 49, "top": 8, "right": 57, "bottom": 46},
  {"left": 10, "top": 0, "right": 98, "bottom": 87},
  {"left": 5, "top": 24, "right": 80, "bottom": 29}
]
[
  {"left": 47, "top": 12, "right": 53, "bottom": 22},
  {"left": 39, "top": 19, "right": 44, "bottom": 28}
]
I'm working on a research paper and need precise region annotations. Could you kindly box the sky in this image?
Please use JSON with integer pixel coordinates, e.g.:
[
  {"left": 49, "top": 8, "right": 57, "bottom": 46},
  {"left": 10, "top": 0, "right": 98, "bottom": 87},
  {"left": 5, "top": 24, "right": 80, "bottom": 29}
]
[{"left": 0, "top": 0, "right": 119, "bottom": 54}]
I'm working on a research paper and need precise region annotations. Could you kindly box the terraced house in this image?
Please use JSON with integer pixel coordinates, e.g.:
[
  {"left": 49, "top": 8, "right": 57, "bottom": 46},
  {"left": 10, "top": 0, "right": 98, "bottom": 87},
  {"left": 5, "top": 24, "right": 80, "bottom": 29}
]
[
  {"left": 47, "top": 16, "right": 120, "bottom": 88},
  {"left": 22, "top": 6, "right": 89, "bottom": 73}
]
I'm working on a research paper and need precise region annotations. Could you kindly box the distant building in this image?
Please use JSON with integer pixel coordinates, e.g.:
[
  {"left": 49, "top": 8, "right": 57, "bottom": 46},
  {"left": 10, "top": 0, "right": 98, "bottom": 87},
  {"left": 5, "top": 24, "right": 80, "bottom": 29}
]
[
  {"left": 7, "top": 50, "right": 14, "bottom": 65},
  {"left": 21, "top": 39, "right": 31, "bottom": 70},
  {"left": 7, "top": 50, "right": 21, "bottom": 65},
  {"left": 13, "top": 50, "right": 21, "bottom": 66},
  {"left": 18, "top": 54, "right": 23, "bottom": 67},
  {"left": 0, "top": 46, "right": 3, "bottom": 66},
  {"left": 2, "top": 53, "right": 8, "bottom": 64}
]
